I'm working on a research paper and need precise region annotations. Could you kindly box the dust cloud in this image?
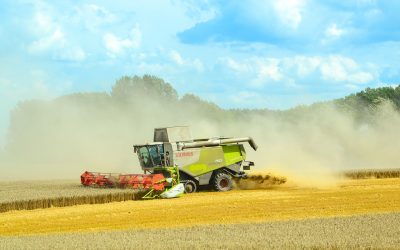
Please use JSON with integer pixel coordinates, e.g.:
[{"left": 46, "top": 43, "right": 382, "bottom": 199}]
[
  {"left": 240, "top": 101, "right": 400, "bottom": 187},
  {"left": 1, "top": 78, "right": 400, "bottom": 187}
]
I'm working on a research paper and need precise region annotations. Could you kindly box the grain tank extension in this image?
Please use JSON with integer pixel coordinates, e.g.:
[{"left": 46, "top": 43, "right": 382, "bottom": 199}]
[{"left": 135, "top": 126, "right": 257, "bottom": 193}]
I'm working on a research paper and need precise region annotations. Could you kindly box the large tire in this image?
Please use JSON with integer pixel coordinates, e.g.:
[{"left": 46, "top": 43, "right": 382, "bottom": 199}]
[
  {"left": 212, "top": 171, "right": 233, "bottom": 191},
  {"left": 184, "top": 180, "right": 197, "bottom": 193}
]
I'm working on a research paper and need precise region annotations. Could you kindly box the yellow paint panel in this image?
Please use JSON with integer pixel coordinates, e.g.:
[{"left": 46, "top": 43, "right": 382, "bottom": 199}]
[{"left": 223, "top": 145, "right": 243, "bottom": 166}]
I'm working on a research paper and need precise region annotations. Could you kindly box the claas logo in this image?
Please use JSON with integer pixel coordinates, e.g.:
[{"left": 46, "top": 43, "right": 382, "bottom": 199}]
[{"left": 175, "top": 152, "right": 194, "bottom": 157}]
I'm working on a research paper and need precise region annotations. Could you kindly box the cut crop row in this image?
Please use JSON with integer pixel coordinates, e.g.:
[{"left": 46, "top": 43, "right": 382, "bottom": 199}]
[
  {"left": 344, "top": 169, "right": 400, "bottom": 179},
  {"left": 0, "top": 191, "right": 138, "bottom": 213}
]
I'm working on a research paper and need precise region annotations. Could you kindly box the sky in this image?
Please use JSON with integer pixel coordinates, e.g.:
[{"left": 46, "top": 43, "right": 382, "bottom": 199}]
[{"left": 0, "top": 0, "right": 400, "bottom": 146}]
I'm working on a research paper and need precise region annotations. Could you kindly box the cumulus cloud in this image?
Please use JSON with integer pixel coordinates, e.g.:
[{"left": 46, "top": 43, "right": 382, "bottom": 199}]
[
  {"left": 325, "top": 23, "right": 345, "bottom": 38},
  {"left": 27, "top": 5, "right": 87, "bottom": 62},
  {"left": 320, "top": 56, "right": 374, "bottom": 84},
  {"left": 255, "top": 59, "right": 283, "bottom": 84},
  {"left": 33, "top": 11, "right": 54, "bottom": 34},
  {"left": 103, "top": 26, "right": 142, "bottom": 57},
  {"left": 167, "top": 50, "right": 204, "bottom": 72},
  {"left": 169, "top": 50, "right": 185, "bottom": 65},
  {"left": 272, "top": 0, "right": 305, "bottom": 29},
  {"left": 28, "top": 28, "right": 86, "bottom": 61},
  {"left": 29, "top": 28, "right": 65, "bottom": 52},
  {"left": 221, "top": 54, "right": 375, "bottom": 87},
  {"left": 75, "top": 4, "right": 116, "bottom": 32},
  {"left": 180, "top": 0, "right": 400, "bottom": 49},
  {"left": 1, "top": 0, "right": 398, "bottom": 129},
  {"left": 289, "top": 56, "right": 322, "bottom": 77},
  {"left": 221, "top": 57, "right": 284, "bottom": 87},
  {"left": 225, "top": 58, "right": 251, "bottom": 73}
]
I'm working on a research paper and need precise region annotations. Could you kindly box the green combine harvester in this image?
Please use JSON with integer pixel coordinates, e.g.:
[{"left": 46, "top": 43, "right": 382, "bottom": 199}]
[
  {"left": 134, "top": 126, "right": 257, "bottom": 193},
  {"left": 81, "top": 126, "right": 257, "bottom": 198}
]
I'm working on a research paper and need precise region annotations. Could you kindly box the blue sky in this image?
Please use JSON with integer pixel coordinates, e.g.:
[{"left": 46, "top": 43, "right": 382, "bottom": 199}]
[{"left": 1, "top": 0, "right": 400, "bottom": 145}]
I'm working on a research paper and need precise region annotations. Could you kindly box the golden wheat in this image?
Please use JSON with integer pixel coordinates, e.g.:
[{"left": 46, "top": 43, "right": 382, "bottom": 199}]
[
  {"left": 1, "top": 178, "right": 399, "bottom": 236},
  {"left": 344, "top": 168, "right": 400, "bottom": 179},
  {"left": 0, "top": 180, "right": 138, "bottom": 213},
  {"left": 1, "top": 213, "right": 399, "bottom": 249}
]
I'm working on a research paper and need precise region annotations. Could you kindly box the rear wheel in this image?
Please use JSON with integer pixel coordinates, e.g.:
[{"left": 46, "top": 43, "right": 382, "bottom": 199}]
[
  {"left": 212, "top": 171, "right": 233, "bottom": 191},
  {"left": 184, "top": 180, "right": 197, "bottom": 193}
]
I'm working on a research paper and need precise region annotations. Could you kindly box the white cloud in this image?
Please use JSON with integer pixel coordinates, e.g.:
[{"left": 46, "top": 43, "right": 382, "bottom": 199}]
[
  {"left": 287, "top": 56, "right": 321, "bottom": 77},
  {"left": 192, "top": 58, "right": 205, "bottom": 72},
  {"left": 222, "top": 57, "right": 283, "bottom": 86},
  {"left": 75, "top": 4, "right": 116, "bottom": 32},
  {"left": 103, "top": 26, "right": 142, "bottom": 57},
  {"left": 222, "top": 54, "right": 375, "bottom": 87},
  {"left": 320, "top": 56, "right": 373, "bottom": 84},
  {"left": 28, "top": 28, "right": 86, "bottom": 61},
  {"left": 320, "top": 59, "right": 348, "bottom": 82},
  {"left": 225, "top": 58, "right": 250, "bottom": 72},
  {"left": 29, "top": 28, "right": 65, "bottom": 53},
  {"left": 348, "top": 72, "right": 374, "bottom": 83},
  {"left": 325, "top": 23, "right": 345, "bottom": 38},
  {"left": 221, "top": 57, "right": 285, "bottom": 87},
  {"left": 272, "top": 0, "right": 305, "bottom": 29},
  {"left": 256, "top": 59, "right": 282, "bottom": 82},
  {"left": 59, "top": 47, "right": 86, "bottom": 61},
  {"left": 28, "top": 5, "right": 87, "bottom": 62},
  {"left": 167, "top": 50, "right": 204, "bottom": 72},
  {"left": 33, "top": 11, "right": 54, "bottom": 34},
  {"left": 180, "top": 0, "right": 218, "bottom": 24},
  {"left": 169, "top": 50, "right": 185, "bottom": 65}
]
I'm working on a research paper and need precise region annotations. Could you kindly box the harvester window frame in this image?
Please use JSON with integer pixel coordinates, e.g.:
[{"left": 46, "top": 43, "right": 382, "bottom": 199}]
[
  {"left": 137, "top": 144, "right": 165, "bottom": 169},
  {"left": 148, "top": 145, "right": 163, "bottom": 167},
  {"left": 157, "top": 144, "right": 164, "bottom": 166},
  {"left": 138, "top": 147, "right": 152, "bottom": 168}
]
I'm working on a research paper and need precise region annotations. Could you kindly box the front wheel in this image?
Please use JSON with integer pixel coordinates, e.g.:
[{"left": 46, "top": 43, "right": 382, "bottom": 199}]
[
  {"left": 183, "top": 180, "right": 197, "bottom": 193},
  {"left": 212, "top": 172, "right": 233, "bottom": 191}
]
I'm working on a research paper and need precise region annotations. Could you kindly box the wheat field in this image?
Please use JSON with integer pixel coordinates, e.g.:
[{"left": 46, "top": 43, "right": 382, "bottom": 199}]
[
  {"left": 0, "top": 177, "right": 399, "bottom": 249},
  {"left": 1, "top": 213, "right": 399, "bottom": 249},
  {"left": 343, "top": 168, "right": 400, "bottom": 179},
  {"left": 1, "top": 169, "right": 398, "bottom": 213},
  {"left": 1, "top": 178, "right": 399, "bottom": 236},
  {"left": 0, "top": 180, "right": 139, "bottom": 212}
]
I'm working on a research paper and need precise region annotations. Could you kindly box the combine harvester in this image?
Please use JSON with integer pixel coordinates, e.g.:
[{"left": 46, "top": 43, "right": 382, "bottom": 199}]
[{"left": 81, "top": 126, "right": 257, "bottom": 199}]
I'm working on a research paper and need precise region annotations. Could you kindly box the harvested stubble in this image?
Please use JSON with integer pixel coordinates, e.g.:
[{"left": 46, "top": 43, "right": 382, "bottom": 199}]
[
  {"left": 1, "top": 212, "right": 399, "bottom": 249},
  {"left": 2, "top": 178, "right": 398, "bottom": 236},
  {"left": 0, "top": 180, "right": 138, "bottom": 213},
  {"left": 344, "top": 168, "right": 400, "bottom": 179}
]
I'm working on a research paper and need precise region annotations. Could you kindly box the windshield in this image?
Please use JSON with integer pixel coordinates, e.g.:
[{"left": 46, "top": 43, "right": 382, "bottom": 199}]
[{"left": 137, "top": 145, "right": 164, "bottom": 168}]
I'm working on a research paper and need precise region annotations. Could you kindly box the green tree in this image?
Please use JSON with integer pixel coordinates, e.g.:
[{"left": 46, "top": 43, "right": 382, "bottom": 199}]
[{"left": 111, "top": 75, "right": 178, "bottom": 102}]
